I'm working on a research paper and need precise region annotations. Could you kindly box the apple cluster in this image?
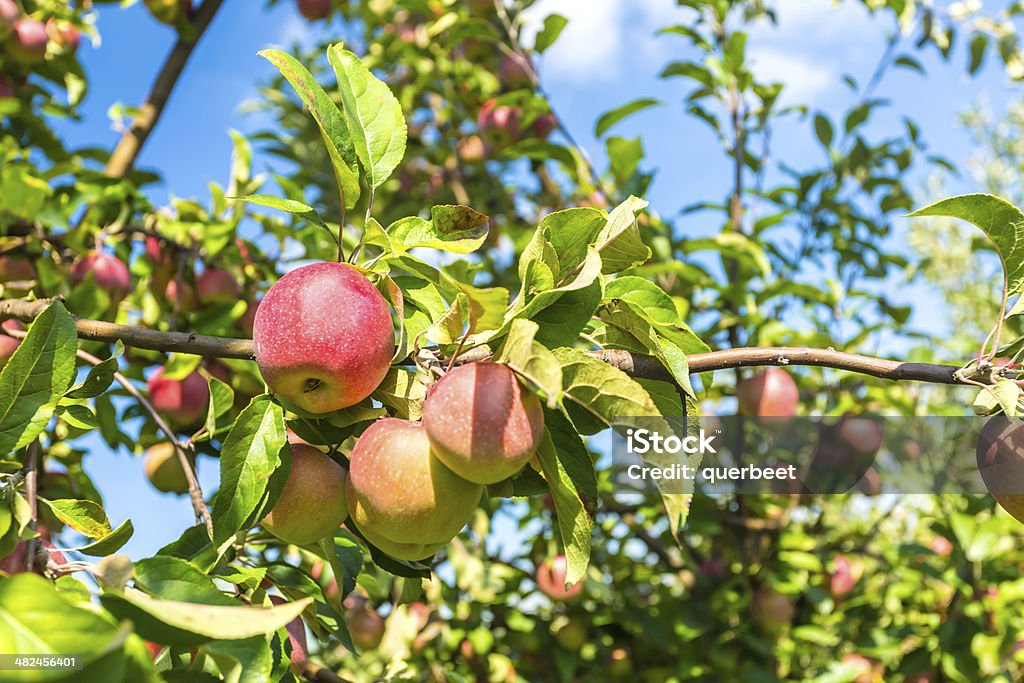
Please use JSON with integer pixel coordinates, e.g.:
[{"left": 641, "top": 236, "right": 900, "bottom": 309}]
[
  {"left": 250, "top": 262, "right": 547, "bottom": 561},
  {"left": 0, "top": 0, "right": 81, "bottom": 97}
]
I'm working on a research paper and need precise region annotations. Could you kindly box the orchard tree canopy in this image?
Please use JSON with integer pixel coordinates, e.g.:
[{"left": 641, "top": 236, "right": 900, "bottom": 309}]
[{"left": 5, "top": 1, "right": 1024, "bottom": 682}]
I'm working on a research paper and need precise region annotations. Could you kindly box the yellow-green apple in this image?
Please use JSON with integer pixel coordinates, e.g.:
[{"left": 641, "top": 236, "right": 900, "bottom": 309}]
[
  {"left": 71, "top": 252, "right": 132, "bottom": 302},
  {"left": 344, "top": 595, "right": 385, "bottom": 650},
  {"left": 146, "top": 368, "right": 209, "bottom": 427},
  {"left": 0, "top": 0, "right": 18, "bottom": 39},
  {"left": 535, "top": 554, "right": 582, "bottom": 601},
  {"left": 196, "top": 268, "right": 239, "bottom": 304},
  {"left": 346, "top": 418, "right": 482, "bottom": 560},
  {"left": 422, "top": 362, "right": 544, "bottom": 485},
  {"left": 7, "top": 18, "right": 47, "bottom": 64},
  {"left": 976, "top": 416, "right": 1024, "bottom": 524},
  {"left": 554, "top": 618, "right": 587, "bottom": 650},
  {"left": 143, "top": 443, "right": 189, "bottom": 494},
  {"left": 0, "top": 255, "right": 33, "bottom": 282},
  {"left": 144, "top": 0, "right": 191, "bottom": 25},
  {"left": 46, "top": 19, "right": 80, "bottom": 54},
  {"left": 253, "top": 262, "right": 394, "bottom": 414},
  {"left": 297, "top": 0, "right": 331, "bottom": 20},
  {"left": 737, "top": 368, "right": 798, "bottom": 417},
  {"left": 751, "top": 587, "right": 794, "bottom": 629},
  {"left": 269, "top": 596, "right": 308, "bottom": 671},
  {"left": 262, "top": 443, "right": 348, "bottom": 546},
  {"left": 0, "top": 320, "right": 21, "bottom": 369}
]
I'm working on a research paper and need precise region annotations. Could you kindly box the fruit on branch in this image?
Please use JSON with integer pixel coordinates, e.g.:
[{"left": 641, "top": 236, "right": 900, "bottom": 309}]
[
  {"left": 457, "top": 135, "right": 487, "bottom": 162},
  {"left": 297, "top": 0, "right": 331, "bottom": 20},
  {"left": 0, "top": 534, "right": 68, "bottom": 576},
  {"left": 7, "top": 18, "right": 48, "bottom": 65},
  {"left": 253, "top": 262, "right": 395, "bottom": 414},
  {"left": 344, "top": 595, "right": 385, "bottom": 650},
  {"left": 143, "top": 443, "right": 190, "bottom": 494},
  {"left": 422, "top": 362, "right": 544, "bottom": 485},
  {"left": 346, "top": 418, "right": 482, "bottom": 560},
  {"left": 839, "top": 417, "right": 883, "bottom": 454},
  {"left": 262, "top": 443, "right": 348, "bottom": 546},
  {"left": 144, "top": 0, "right": 192, "bottom": 25},
  {"left": 531, "top": 113, "right": 557, "bottom": 140},
  {"left": 146, "top": 367, "right": 210, "bottom": 428},
  {"left": 554, "top": 618, "right": 587, "bottom": 649},
  {"left": 736, "top": 368, "right": 798, "bottom": 418},
  {"left": 70, "top": 252, "right": 132, "bottom": 302},
  {"left": 196, "top": 268, "right": 239, "bottom": 304},
  {"left": 164, "top": 279, "right": 198, "bottom": 311},
  {"left": 498, "top": 54, "right": 533, "bottom": 89},
  {"left": 976, "top": 415, "right": 1024, "bottom": 524},
  {"left": 0, "top": 320, "right": 21, "bottom": 369},
  {"left": 0, "top": 0, "right": 19, "bottom": 40},
  {"left": 928, "top": 535, "right": 953, "bottom": 557},
  {"left": 477, "top": 99, "right": 522, "bottom": 146},
  {"left": 829, "top": 555, "right": 864, "bottom": 599},
  {"left": 269, "top": 596, "right": 309, "bottom": 671},
  {"left": 0, "top": 255, "right": 33, "bottom": 282},
  {"left": 46, "top": 19, "right": 80, "bottom": 54},
  {"left": 750, "top": 587, "right": 794, "bottom": 629},
  {"left": 535, "top": 554, "right": 582, "bottom": 601}
]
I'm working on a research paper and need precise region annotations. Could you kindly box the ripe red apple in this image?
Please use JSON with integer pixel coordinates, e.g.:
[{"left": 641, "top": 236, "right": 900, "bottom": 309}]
[
  {"left": 144, "top": 641, "right": 163, "bottom": 661},
  {"left": 736, "top": 368, "right": 799, "bottom": 417},
  {"left": 751, "top": 587, "right": 794, "bottom": 629},
  {"left": 0, "top": 536, "right": 68, "bottom": 575},
  {"left": 144, "top": 0, "right": 191, "bottom": 25},
  {"left": 164, "top": 279, "right": 198, "bottom": 311},
  {"left": 70, "top": 252, "right": 132, "bottom": 302},
  {"left": 345, "top": 599, "right": 385, "bottom": 650},
  {"left": 477, "top": 99, "right": 522, "bottom": 146},
  {"left": 829, "top": 555, "right": 864, "bottom": 599},
  {"left": 7, "top": 18, "right": 47, "bottom": 64},
  {"left": 498, "top": 54, "right": 533, "bottom": 88},
  {"left": 530, "top": 113, "right": 557, "bottom": 139},
  {"left": 143, "top": 443, "right": 189, "bottom": 495},
  {"left": 146, "top": 367, "right": 210, "bottom": 428},
  {"left": 0, "top": 320, "right": 21, "bottom": 369},
  {"left": 0, "top": 0, "right": 18, "bottom": 40},
  {"left": 422, "top": 362, "right": 544, "bottom": 485},
  {"left": 269, "top": 596, "right": 308, "bottom": 671},
  {"left": 976, "top": 416, "right": 1024, "bottom": 523},
  {"left": 0, "top": 255, "right": 33, "bottom": 282},
  {"left": 196, "top": 268, "right": 239, "bottom": 304},
  {"left": 840, "top": 417, "right": 883, "bottom": 453},
  {"left": 346, "top": 418, "right": 482, "bottom": 560},
  {"left": 46, "top": 19, "right": 80, "bottom": 54},
  {"left": 297, "top": 0, "right": 331, "bottom": 20},
  {"left": 253, "top": 262, "right": 395, "bottom": 414},
  {"left": 535, "top": 554, "right": 582, "bottom": 601},
  {"left": 457, "top": 135, "right": 487, "bottom": 162},
  {"left": 262, "top": 444, "right": 348, "bottom": 546},
  {"left": 929, "top": 535, "right": 953, "bottom": 557}
]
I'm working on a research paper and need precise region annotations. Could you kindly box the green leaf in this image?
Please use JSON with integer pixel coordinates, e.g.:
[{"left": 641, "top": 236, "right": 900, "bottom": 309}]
[
  {"left": 682, "top": 232, "right": 771, "bottom": 277},
  {"left": 204, "top": 374, "right": 235, "bottom": 438},
  {"left": 39, "top": 498, "right": 111, "bottom": 539},
  {"left": 495, "top": 319, "right": 563, "bottom": 407},
  {"left": 258, "top": 49, "right": 361, "bottom": 209},
  {"left": 596, "top": 196, "right": 652, "bottom": 273},
  {"left": 606, "top": 136, "right": 644, "bottom": 187},
  {"left": 72, "top": 519, "right": 134, "bottom": 557},
  {"left": 203, "top": 637, "right": 274, "bottom": 683},
  {"left": 134, "top": 556, "right": 237, "bottom": 605},
  {"left": 604, "top": 277, "right": 678, "bottom": 325},
  {"left": 0, "top": 302, "right": 78, "bottom": 454},
  {"left": 390, "top": 205, "right": 490, "bottom": 254},
  {"left": 212, "top": 396, "right": 289, "bottom": 545},
  {"left": 553, "top": 346, "right": 661, "bottom": 430},
  {"left": 814, "top": 113, "right": 834, "bottom": 148},
  {"left": 534, "top": 14, "right": 568, "bottom": 54},
  {"left": 56, "top": 404, "right": 97, "bottom": 431},
  {"left": 328, "top": 46, "right": 408, "bottom": 190},
  {"left": 595, "top": 98, "right": 661, "bottom": 137},
  {"left": 372, "top": 368, "right": 427, "bottom": 420},
  {"left": 65, "top": 340, "right": 123, "bottom": 399},
  {"left": 233, "top": 194, "right": 330, "bottom": 231}
]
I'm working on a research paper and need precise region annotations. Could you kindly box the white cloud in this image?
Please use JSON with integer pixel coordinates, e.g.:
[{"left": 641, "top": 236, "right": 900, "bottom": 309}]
[
  {"left": 747, "top": 47, "right": 835, "bottom": 104},
  {"left": 275, "top": 14, "right": 317, "bottom": 49}
]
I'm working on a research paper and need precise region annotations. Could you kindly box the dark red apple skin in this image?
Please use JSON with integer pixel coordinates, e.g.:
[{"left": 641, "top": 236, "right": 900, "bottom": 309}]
[
  {"left": 751, "top": 587, "right": 794, "bottom": 629},
  {"left": 535, "top": 554, "right": 582, "bottom": 601},
  {"left": 736, "top": 368, "right": 799, "bottom": 417},
  {"left": 829, "top": 555, "right": 864, "bottom": 599},
  {"left": 262, "top": 443, "right": 348, "bottom": 546},
  {"left": 196, "top": 268, "right": 239, "bottom": 304},
  {"left": 0, "top": 0, "right": 19, "bottom": 39},
  {"left": 269, "top": 596, "right": 309, "bottom": 671},
  {"left": 146, "top": 367, "right": 210, "bottom": 427},
  {"left": 253, "top": 263, "right": 394, "bottom": 414},
  {"left": 8, "top": 18, "right": 47, "bottom": 64},
  {"left": 477, "top": 99, "right": 522, "bottom": 146},
  {"left": 346, "top": 602, "right": 385, "bottom": 650},
  {"left": 976, "top": 416, "right": 1024, "bottom": 524},
  {"left": 498, "top": 54, "right": 533, "bottom": 88},
  {"left": 0, "top": 319, "right": 21, "bottom": 369},
  {"left": 297, "top": 0, "right": 331, "bottom": 20},
  {"left": 71, "top": 252, "right": 132, "bottom": 302},
  {"left": 531, "top": 113, "right": 557, "bottom": 139},
  {"left": 423, "top": 362, "right": 544, "bottom": 485}
]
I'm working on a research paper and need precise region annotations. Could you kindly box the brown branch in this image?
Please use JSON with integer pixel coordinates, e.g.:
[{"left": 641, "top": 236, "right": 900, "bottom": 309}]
[
  {"left": 24, "top": 441, "right": 39, "bottom": 573},
  {"left": 104, "top": 0, "right": 225, "bottom": 177},
  {"left": 302, "top": 663, "right": 355, "bottom": 683},
  {"left": 0, "top": 298, "right": 973, "bottom": 386}
]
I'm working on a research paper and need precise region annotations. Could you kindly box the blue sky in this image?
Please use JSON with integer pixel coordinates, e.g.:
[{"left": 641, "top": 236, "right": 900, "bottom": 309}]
[{"left": 58, "top": 0, "right": 1017, "bottom": 560}]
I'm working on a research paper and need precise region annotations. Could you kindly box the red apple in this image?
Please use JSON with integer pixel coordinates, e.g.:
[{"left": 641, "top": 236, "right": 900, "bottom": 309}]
[
  {"left": 164, "top": 279, "right": 198, "bottom": 311},
  {"left": 840, "top": 417, "right": 883, "bottom": 454},
  {"left": 0, "top": 537, "right": 67, "bottom": 575},
  {"left": 46, "top": 19, "right": 80, "bottom": 54},
  {"left": 262, "top": 443, "right": 348, "bottom": 546},
  {"left": 253, "top": 262, "right": 394, "bottom": 414},
  {"left": 143, "top": 442, "right": 190, "bottom": 495},
  {"left": 477, "top": 99, "right": 522, "bottom": 146},
  {"left": 297, "top": 0, "right": 331, "bottom": 20},
  {"left": 144, "top": 641, "right": 163, "bottom": 661},
  {"left": 736, "top": 368, "right": 799, "bottom": 418},
  {"left": 196, "top": 268, "right": 239, "bottom": 304},
  {"left": 346, "top": 601, "right": 385, "bottom": 650},
  {"left": 0, "top": 0, "right": 18, "bottom": 39},
  {"left": 0, "top": 255, "right": 33, "bottom": 282},
  {"left": 70, "top": 252, "right": 132, "bottom": 302},
  {"left": 423, "top": 362, "right": 544, "bottom": 485},
  {"left": 346, "top": 418, "right": 482, "bottom": 560},
  {"left": 531, "top": 113, "right": 557, "bottom": 139},
  {"left": 535, "top": 554, "right": 582, "bottom": 601},
  {"left": 146, "top": 367, "right": 210, "bottom": 428},
  {"left": 498, "top": 54, "right": 533, "bottom": 88},
  {"left": 929, "top": 535, "right": 953, "bottom": 557},
  {"left": 976, "top": 416, "right": 1024, "bottom": 523},
  {"left": 751, "top": 587, "right": 794, "bottom": 629},
  {"left": 7, "top": 18, "right": 47, "bottom": 64},
  {"left": 829, "top": 555, "right": 864, "bottom": 599},
  {"left": 269, "top": 596, "right": 308, "bottom": 671},
  {"left": 0, "top": 319, "right": 21, "bottom": 369}
]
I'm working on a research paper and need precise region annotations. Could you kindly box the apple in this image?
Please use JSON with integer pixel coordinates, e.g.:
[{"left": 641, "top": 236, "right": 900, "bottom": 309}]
[
  {"left": 345, "top": 599, "right": 385, "bottom": 650},
  {"left": 236, "top": 301, "right": 258, "bottom": 337},
  {"left": 829, "top": 555, "right": 864, "bottom": 599},
  {"left": 164, "top": 279, "right": 198, "bottom": 311},
  {"left": 530, "top": 113, "right": 557, "bottom": 139},
  {"left": 856, "top": 466, "right": 882, "bottom": 496},
  {"left": 422, "top": 362, "right": 544, "bottom": 485},
  {"left": 146, "top": 367, "right": 210, "bottom": 427},
  {"left": 0, "top": 320, "right": 21, "bottom": 369},
  {"left": 842, "top": 654, "right": 883, "bottom": 683},
  {"left": 346, "top": 418, "right": 482, "bottom": 560},
  {"left": 736, "top": 368, "right": 799, "bottom": 417},
  {"left": 0, "top": 255, "right": 33, "bottom": 282},
  {"left": 498, "top": 54, "right": 533, "bottom": 89},
  {"left": 297, "top": 0, "right": 331, "bottom": 20},
  {"left": 0, "top": 78, "right": 11, "bottom": 99},
  {"left": 196, "top": 268, "right": 239, "bottom": 304},
  {"left": 70, "top": 252, "right": 132, "bottom": 302},
  {"left": 1, "top": 534, "right": 68, "bottom": 575},
  {"left": 976, "top": 416, "right": 1024, "bottom": 523},
  {"left": 253, "top": 262, "right": 395, "bottom": 414},
  {"left": 0, "top": 0, "right": 18, "bottom": 39},
  {"left": 929, "top": 535, "right": 953, "bottom": 557},
  {"left": 144, "top": 0, "right": 191, "bottom": 25},
  {"left": 143, "top": 442, "right": 190, "bottom": 494},
  {"left": 144, "top": 641, "right": 163, "bottom": 661},
  {"left": 554, "top": 618, "right": 587, "bottom": 650},
  {"left": 262, "top": 443, "right": 348, "bottom": 546},
  {"left": 477, "top": 99, "right": 522, "bottom": 146},
  {"left": 840, "top": 417, "right": 883, "bottom": 453},
  {"left": 751, "top": 587, "right": 794, "bottom": 629},
  {"left": 7, "top": 18, "right": 47, "bottom": 64},
  {"left": 269, "top": 596, "right": 308, "bottom": 671},
  {"left": 535, "top": 554, "right": 582, "bottom": 601},
  {"left": 46, "top": 19, "right": 80, "bottom": 54},
  {"left": 457, "top": 135, "right": 487, "bottom": 162}
]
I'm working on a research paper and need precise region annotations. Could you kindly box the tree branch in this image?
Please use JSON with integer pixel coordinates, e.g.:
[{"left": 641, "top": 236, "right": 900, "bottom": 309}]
[
  {"left": 0, "top": 297, "right": 974, "bottom": 386},
  {"left": 104, "top": 0, "right": 225, "bottom": 177}
]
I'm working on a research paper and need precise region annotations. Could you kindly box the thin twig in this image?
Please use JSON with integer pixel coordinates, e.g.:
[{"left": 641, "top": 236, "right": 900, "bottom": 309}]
[{"left": 24, "top": 441, "right": 39, "bottom": 573}]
